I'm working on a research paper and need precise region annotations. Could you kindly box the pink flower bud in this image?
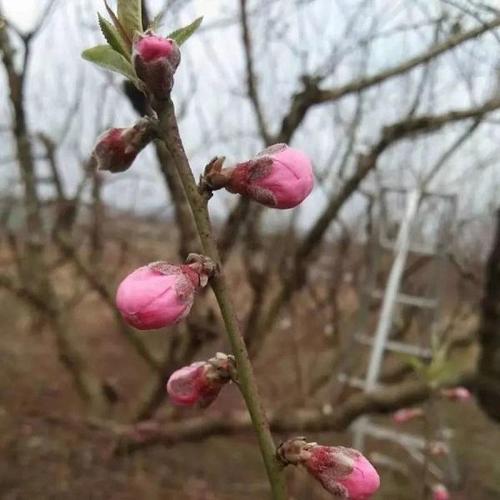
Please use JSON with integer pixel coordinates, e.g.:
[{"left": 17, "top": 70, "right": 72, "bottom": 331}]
[
  {"left": 304, "top": 446, "right": 380, "bottom": 499},
  {"left": 222, "top": 144, "right": 313, "bottom": 209},
  {"left": 116, "top": 257, "right": 214, "bottom": 330},
  {"left": 391, "top": 407, "right": 424, "bottom": 424},
  {"left": 277, "top": 439, "right": 380, "bottom": 499},
  {"left": 440, "top": 387, "right": 471, "bottom": 402},
  {"left": 93, "top": 119, "right": 153, "bottom": 173},
  {"left": 133, "top": 33, "right": 180, "bottom": 100},
  {"left": 166, "top": 353, "right": 234, "bottom": 407},
  {"left": 432, "top": 484, "right": 450, "bottom": 500}
]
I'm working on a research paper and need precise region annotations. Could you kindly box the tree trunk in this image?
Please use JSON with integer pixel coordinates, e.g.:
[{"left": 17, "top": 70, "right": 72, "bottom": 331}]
[{"left": 476, "top": 209, "right": 500, "bottom": 421}]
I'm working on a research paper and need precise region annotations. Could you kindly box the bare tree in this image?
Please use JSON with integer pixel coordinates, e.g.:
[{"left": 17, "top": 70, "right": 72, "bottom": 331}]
[{"left": 1, "top": 2, "right": 500, "bottom": 495}]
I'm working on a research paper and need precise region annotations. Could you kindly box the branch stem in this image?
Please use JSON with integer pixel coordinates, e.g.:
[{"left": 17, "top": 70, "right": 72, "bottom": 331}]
[{"left": 155, "top": 97, "right": 287, "bottom": 500}]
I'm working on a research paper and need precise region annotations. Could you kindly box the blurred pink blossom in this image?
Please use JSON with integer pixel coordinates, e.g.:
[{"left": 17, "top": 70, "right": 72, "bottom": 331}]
[
  {"left": 440, "top": 387, "right": 472, "bottom": 402},
  {"left": 392, "top": 407, "right": 424, "bottom": 424},
  {"left": 432, "top": 484, "right": 450, "bottom": 500}
]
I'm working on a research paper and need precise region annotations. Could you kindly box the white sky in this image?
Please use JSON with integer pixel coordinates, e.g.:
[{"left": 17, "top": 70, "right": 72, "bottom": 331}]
[
  {"left": 1, "top": 0, "right": 42, "bottom": 32},
  {"left": 1, "top": 0, "right": 499, "bottom": 241},
  {"left": 0, "top": 0, "right": 225, "bottom": 31}
]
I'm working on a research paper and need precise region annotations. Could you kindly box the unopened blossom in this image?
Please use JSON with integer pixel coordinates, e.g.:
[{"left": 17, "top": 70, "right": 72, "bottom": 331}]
[
  {"left": 206, "top": 144, "right": 313, "bottom": 209},
  {"left": 392, "top": 407, "right": 424, "bottom": 424},
  {"left": 93, "top": 118, "right": 152, "bottom": 172},
  {"left": 277, "top": 438, "right": 380, "bottom": 499},
  {"left": 432, "top": 484, "right": 450, "bottom": 500},
  {"left": 167, "top": 353, "right": 234, "bottom": 407},
  {"left": 440, "top": 387, "right": 471, "bottom": 402},
  {"left": 304, "top": 446, "right": 380, "bottom": 499},
  {"left": 116, "top": 255, "right": 215, "bottom": 330},
  {"left": 133, "top": 33, "right": 180, "bottom": 99}
]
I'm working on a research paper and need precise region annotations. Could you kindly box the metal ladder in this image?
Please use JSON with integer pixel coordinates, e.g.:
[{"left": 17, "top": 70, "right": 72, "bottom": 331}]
[{"left": 341, "top": 187, "right": 460, "bottom": 485}]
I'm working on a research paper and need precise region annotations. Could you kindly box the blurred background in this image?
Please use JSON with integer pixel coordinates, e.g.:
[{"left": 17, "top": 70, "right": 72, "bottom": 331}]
[{"left": 1, "top": 0, "right": 500, "bottom": 498}]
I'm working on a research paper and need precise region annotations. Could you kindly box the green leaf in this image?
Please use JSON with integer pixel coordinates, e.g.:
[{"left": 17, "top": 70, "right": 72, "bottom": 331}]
[
  {"left": 82, "top": 45, "right": 137, "bottom": 82},
  {"left": 118, "top": 0, "right": 143, "bottom": 39},
  {"left": 396, "top": 353, "right": 427, "bottom": 378},
  {"left": 104, "top": 0, "right": 132, "bottom": 48},
  {"left": 425, "top": 360, "right": 461, "bottom": 387},
  {"left": 167, "top": 16, "right": 203, "bottom": 46},
  {"left": 149, "top": 11, "right": 164, "bottom": 32},
  {"left": 97, "top": 13, "right": 130, "bottom": 59}
]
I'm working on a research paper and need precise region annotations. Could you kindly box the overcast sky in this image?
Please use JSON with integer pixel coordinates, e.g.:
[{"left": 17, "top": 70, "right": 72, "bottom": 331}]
[
  {"left": 0, "top": 0, "right": 227, "bottom": 30},
  {"left": 1, "top": 0, "right": 40, "bottom": 31},
  {"left": 1, "top": 0, "right": 500, "bottom": 246}
]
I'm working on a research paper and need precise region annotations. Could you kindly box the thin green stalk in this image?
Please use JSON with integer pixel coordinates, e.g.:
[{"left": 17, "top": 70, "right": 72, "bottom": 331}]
[{"left": 155, "top": 97, "right": 287, "bottom": 500}]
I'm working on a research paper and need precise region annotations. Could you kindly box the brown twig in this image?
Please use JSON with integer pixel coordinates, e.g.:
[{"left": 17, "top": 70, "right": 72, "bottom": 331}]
[
  {"left": 275, "top": 15, "right": 500, "bottom": 143},
  {"left": 154, "top": 97, "right": 287, "bottom": 499}
]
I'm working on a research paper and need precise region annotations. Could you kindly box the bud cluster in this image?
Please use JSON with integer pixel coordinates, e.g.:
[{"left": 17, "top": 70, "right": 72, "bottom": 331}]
[{"left": 83, "top": 7, "right": 350, "bottom": 500}]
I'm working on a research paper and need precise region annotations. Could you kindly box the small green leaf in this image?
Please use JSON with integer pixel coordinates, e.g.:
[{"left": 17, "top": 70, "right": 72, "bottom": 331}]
[
  {"left": 425, "top": 360, "right": 461, "bottom": 387},
  {"left": 82, "top": 45, "right": 137, "bottom": 82},
  {"left": 118, "top": 0, "right": 143, "bottom": 39},
  {"left": 149, "top": 11, "right": 164, "bottom": 32},
  {"left": 104, "top": 0, "right": 132, "bottom": 48},
  {"left": 168, "top": 16, "right": 203, "bottom": 46},
  {"left": 396, "top": 353, "right": 426, "bottom": 376},
  {"left": 97, "top": 13, "right": 130, "bottom": 59}
]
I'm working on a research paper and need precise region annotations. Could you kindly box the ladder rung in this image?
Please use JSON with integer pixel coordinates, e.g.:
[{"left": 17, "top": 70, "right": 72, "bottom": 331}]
[
  {"left": 369, "top": 289, "right": 437, "bottom": 309},
  {"left": 379, "top": 236, "right": 437, "bottom": 255},
  {"left": 357, "top": 421, "right": 426, "bottom": 449},
  {"left": 355, "top": 334, "right": 432, "bottom": 358},
  {"left": 337, "top": 373, "right": 372, "bottom": 390},
  {"left": 355, "top": 421, "right": 447, "bottom": 479},
  {"left": 369, "top": 452, "right": 409, "bottom": 474}
]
